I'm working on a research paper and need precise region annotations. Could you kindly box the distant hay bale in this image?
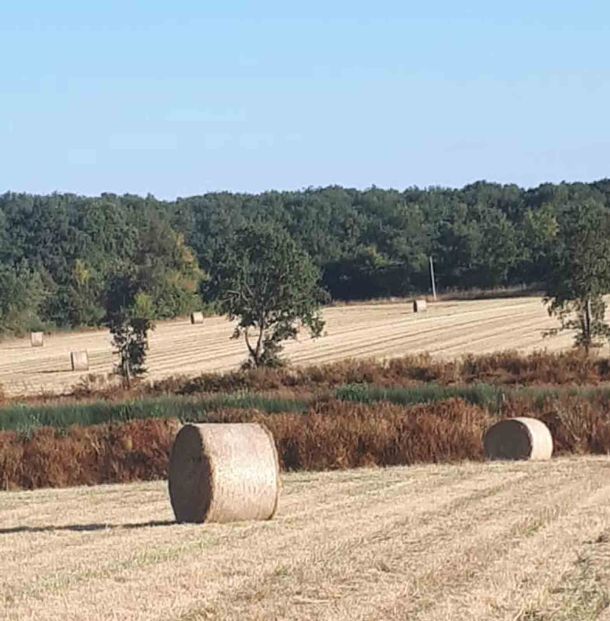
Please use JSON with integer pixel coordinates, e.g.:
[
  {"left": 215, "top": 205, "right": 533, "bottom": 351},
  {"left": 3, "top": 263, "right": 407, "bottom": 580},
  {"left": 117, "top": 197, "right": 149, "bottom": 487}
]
[
  {"left": 168, "top": 422, "right": 280, "bottom": 524},
  {"left": 70, "top": 351, "right": 89, "bottom": 372},
  {"left": 190, "top": 312, "right": 204, "bottom": 325},
  {"left": 483, "top": 417, "right": 553, "bottom": 461},
  {"left": 30, "top": 332, "right": 44, "bottom": 347},
  {"left": 413, "top": 299, "right": 428, "bottom": 313}
]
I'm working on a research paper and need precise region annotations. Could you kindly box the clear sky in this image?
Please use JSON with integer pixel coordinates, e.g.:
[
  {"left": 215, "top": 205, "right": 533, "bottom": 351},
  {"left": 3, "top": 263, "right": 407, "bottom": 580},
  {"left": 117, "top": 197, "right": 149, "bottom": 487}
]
[{"left": 1, "top": 1, "right": 609, "bottom": 198}]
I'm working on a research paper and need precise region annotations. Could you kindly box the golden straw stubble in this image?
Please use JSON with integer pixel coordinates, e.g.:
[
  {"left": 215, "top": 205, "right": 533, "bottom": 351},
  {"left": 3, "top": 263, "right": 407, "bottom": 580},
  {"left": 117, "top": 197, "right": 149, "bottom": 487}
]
[{"left": 168, "top": 422, "right": 280, "bottom": 524}]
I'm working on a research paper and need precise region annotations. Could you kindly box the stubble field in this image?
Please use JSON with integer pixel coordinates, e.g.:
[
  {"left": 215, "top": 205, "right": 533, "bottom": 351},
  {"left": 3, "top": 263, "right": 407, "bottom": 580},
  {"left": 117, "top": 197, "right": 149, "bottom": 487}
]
[
  {"left": 0, "top": 296, "right": 576, "bottom": 397},
  {"left": 2, "top": 457, "right": 610, "bottom": 621}
]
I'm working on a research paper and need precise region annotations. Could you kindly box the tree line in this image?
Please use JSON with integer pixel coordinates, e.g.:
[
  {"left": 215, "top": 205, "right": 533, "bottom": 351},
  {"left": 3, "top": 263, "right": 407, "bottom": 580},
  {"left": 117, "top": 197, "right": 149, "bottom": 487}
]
[{"left": 2, "top": 180, "right": 610, "bottom": 377}]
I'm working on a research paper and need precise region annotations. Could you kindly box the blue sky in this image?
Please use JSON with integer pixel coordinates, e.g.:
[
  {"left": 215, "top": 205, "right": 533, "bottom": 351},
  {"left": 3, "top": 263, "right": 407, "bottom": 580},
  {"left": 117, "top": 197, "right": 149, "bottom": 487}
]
[{"left": 1, "top": 1, "right": 609, "bottom": 198}]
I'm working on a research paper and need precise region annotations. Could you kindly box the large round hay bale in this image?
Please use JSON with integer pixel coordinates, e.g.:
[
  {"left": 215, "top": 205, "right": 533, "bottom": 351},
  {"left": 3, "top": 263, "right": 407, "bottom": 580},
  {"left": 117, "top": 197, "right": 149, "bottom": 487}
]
[
  {"left": 70, "top": 351, "right": 89, "bottom": 371},
  {"left": 413, "top": 299, "right": 427, "bottom": 313},
  {"left": 30, "top": 332, "right": 44, "bottom": 347},
  {"left": 168, "top": 423, "right": 280, "bottom": 524},
  {"left": 190, "top": 312, "right": 204, "bottom": 325},
  {"left": 483, "top": 417, "right": 553, "bottom": 461}
]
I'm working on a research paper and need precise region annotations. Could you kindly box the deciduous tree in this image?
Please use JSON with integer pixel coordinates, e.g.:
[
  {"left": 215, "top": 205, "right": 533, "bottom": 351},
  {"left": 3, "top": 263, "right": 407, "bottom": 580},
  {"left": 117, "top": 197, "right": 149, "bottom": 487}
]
[
  {"left": 545, "top": 201, "right": 610, "bottom": 354},
  {"left": 207, "top": 224, "right": 327, "bottom": 367}
]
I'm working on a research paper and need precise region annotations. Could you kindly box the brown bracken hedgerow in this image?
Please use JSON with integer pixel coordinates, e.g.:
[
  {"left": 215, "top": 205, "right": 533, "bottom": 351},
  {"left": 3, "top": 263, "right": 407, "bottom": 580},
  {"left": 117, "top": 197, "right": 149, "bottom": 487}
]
[
  {"left": 4, "top": 395, "right": 610, "bottom": 491},
  {"left": 0, "top": 399, "right": 489, "bottom": 490},
  {"left": 8, "top": 351, "right": 610, "bottom": 409},
  {"left": 503, "top": 395, "right": 610, "bottom": 455},
  {"left": 4, "top": 382, "right": 610, "bottom": 492},
  {"left": 0, "top": 418, "right": 179, "bottom": 490},
  {"left": 146, "top": 351, "right": 610, "bottom": 394}
]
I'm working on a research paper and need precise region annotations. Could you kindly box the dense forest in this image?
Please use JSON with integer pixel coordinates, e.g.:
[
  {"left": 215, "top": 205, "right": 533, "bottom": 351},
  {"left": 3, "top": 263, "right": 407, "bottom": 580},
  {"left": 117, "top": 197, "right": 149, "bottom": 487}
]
[{"left": 1, "top": 179, "right": 610, "bottom": 334}]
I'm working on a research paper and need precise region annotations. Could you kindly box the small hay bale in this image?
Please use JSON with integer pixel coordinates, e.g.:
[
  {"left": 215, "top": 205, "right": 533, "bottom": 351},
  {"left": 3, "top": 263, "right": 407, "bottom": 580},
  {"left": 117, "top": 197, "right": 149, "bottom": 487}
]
[
  {"left": 168, "top": 422, "right": 280, "bottom": 524},
  {"left": 30, "top": 332, "right": 44, "bottom": 347},
  {"left": 483, "top": 417, "right": 553, "bottom": 461},
  {"left": 70, "top": 351, "right": 89, "bottom": 371},
  {"left": 190, "top": 312, "right": 204, "bottom": 325},
  {"left": 413, "top": 299, "right": 428, "bottom": 313}
]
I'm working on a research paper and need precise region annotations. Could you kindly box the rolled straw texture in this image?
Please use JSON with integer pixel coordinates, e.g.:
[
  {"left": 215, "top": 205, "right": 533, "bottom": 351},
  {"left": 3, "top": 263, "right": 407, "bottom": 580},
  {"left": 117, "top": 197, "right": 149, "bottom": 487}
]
[
  {"left": 168, "top": 422, "right": 280, "bottom": 524},
  {"left": 70, "top": 351, "right": 89, "bottom": 371},
  {"left": 483, "top": 417, "right": 553, "bottom": 461},
  {"left": 413, "top": 299, "right": 427, "bottom": 313},
  {"left": 190, "top": 312, "right": 204, "bottom": 325}
]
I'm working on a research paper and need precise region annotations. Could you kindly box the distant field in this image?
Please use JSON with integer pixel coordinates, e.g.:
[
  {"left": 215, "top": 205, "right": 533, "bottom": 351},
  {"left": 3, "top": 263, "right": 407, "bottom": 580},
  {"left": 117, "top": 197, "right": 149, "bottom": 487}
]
[
  {"left": 2, "top": 457, "right": 610, "bottom": 620},
  {"left": 0, "top": 297, "right": 577, "bottom": 396}
]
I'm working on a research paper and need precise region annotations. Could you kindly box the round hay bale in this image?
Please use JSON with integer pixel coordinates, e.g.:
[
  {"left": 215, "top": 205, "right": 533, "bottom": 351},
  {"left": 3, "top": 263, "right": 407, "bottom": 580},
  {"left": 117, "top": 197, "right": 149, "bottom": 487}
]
[
  {"left": 190, "top": 312, "right": 204, "bottom": 325},
  {"left": 30, "top": 332, "right": 44, "bottom": 347},
  {"left": 70, "top": 351, "right": 89, "bottom": 371},
  {"left": 413, "top": 299, "right": 427, "bottom": 313},
  {"left": 483, "top": 417, "right": 553, "bottom": 461},
  {"left": 168, "top": 422, "right": 280, "bottom": 524}
]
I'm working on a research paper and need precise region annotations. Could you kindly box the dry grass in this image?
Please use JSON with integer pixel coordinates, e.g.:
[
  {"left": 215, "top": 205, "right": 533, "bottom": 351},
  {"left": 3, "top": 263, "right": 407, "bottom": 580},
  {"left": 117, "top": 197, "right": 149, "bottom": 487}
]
[
  {"left": 0, "top": 419, "right": 179, "bottom": 491},
  {"left": 4, "top": 395, "right": 610, "bottom": 491},
  {"left": 0, "top": 399, "right": 490, "bottom": 490},
  {"left": 161, "top": 350, "right": 610, "bottom": 398},
  {"left": 0, "top": 297, "right": 582, "bottom": 397},
  {"left": 1, "top": 457, "right": 610, "bottom": 620}
]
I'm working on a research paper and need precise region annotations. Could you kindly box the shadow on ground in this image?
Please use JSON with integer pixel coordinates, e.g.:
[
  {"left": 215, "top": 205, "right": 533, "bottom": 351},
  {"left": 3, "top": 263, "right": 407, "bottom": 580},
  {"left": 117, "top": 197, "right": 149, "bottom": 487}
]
[{"left": 0, "top": 519, "right": 175, "bottom": 534}]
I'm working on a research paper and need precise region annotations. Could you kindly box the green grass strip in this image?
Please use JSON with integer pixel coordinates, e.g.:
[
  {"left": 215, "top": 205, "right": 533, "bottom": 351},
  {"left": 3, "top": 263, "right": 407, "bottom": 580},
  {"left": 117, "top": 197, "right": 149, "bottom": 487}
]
[
  {"left": 4, "top": 382, "right": 610, "bottom": 436},
  {"left": 335, "top": 383, "right": 610, "bottom": 413},
  {"left": 0, "top": 393, "right": 309, "bottom": 435}
]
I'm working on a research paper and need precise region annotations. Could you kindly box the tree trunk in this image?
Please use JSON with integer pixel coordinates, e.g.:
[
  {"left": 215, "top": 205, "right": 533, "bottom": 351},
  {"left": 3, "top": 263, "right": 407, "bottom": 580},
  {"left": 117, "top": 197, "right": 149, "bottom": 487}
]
[
  {"left": 244, "top": 327, "right": 264, "bottom": 367},
  {"left": 254, "top": 321, "right": 265, "bottom": 366},
  {"left": 244, "top": 329, "right": 256, "bottom": 365},
  {"left": 584, "top": 297, "right": 592, "bottom": 356}
]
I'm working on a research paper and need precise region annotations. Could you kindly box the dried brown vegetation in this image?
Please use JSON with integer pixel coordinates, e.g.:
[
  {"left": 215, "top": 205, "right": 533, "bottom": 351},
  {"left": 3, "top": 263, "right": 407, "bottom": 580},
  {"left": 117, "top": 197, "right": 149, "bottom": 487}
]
[
  {"left": 151, "top": 354, "right": 461, "bottom": 395},
  {"left": 169, "top": 349, "right": 610, "bottom": 392},
  {"left": 7, "top": 350, "right": 610, "bottom": 409},
  {"left": 0, "top": 419, "right": 179, "bottom": 491},
  {"left": 506, "top": 395, "right": 610, "bottom": 455},
  {"left": 3, "top": 396, "right": 610, "bottom": 491}
]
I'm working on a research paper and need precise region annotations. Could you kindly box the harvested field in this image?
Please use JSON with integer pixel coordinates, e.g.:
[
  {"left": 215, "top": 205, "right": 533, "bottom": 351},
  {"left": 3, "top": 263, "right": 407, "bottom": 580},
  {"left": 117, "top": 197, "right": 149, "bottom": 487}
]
[
  {"left": 2, "top": 457, "right": 610, "bottom": 620},
  {"left": 0, "top": 297, "right": 578, "bottom": 397}
]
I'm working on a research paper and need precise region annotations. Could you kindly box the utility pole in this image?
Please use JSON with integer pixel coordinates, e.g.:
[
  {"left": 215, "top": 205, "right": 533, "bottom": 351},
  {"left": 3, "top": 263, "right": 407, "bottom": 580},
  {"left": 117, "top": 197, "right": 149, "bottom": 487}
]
[{"left": 429, "top": 256, "right": 437, "bottom": 301}]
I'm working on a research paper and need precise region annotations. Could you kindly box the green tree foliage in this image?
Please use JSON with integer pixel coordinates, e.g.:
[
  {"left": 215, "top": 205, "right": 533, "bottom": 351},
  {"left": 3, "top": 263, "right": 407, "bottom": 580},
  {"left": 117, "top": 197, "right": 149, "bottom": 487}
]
[
  {"left": 4, "top": 180, "right": 610, "bottom": 334},
  {"left": 475, "top": 209, "right": 520, "bottom": 287},
  {"left": 206, "top": 224, "right": 327, "bottom": 367},
  {"left": 521, "top": 205, "right": 559, "bottom": 282},
  {"left": 130, "top": 214, "right": 204, "bottom": 319},
  {"left": 0, "top": 264, "right": 46, "bottom": 334},
  {"left": 102, "top": 217, "right": 203, "bottom": 383},
  {"left": 64, "top": 259, "right": 106, "bottom": 326},
  {"left": 105, "top": 272, "right": 154, "bottom": 386},
  {"left": 545, "top": 201, "right": 610, "bottom": 354}
]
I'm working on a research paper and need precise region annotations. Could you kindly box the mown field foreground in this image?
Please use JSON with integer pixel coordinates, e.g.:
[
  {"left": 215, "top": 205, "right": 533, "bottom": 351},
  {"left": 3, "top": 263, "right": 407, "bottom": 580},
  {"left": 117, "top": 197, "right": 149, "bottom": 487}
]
[{"left": 2, "top": 458, "right": 610, "bottom": 621}]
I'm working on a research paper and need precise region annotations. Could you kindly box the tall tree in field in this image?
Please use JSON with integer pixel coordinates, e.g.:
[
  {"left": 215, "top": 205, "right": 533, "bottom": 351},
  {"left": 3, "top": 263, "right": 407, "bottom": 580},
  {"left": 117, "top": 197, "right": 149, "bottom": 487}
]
[
  {"left": 206, "top": 223, "right": 327, "bottom": 368},
  {"left": 105, "top": 271, "right": 154, "bottom": 387},
  {"left": 545, "top": 201, "right": 610, "bottom": 354}
]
